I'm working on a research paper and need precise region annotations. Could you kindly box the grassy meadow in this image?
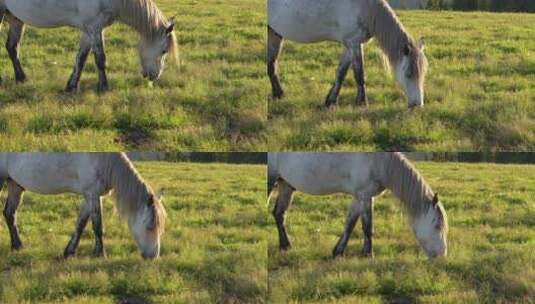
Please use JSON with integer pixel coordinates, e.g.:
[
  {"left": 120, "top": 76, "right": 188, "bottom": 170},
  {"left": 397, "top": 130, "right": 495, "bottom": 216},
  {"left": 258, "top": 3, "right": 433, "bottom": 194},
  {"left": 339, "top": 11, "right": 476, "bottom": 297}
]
[
  {"left": 0, "top": 161, "right": 267, "bottom": 303},
  {"left": 268, "top": 161, "right": 535, "bottom": 303},
  {"left": 0, "top": 0, "right": 266, "bottom": 151},
  {"left": 268, "top": 11, "right": 535, "bottom": 151}
]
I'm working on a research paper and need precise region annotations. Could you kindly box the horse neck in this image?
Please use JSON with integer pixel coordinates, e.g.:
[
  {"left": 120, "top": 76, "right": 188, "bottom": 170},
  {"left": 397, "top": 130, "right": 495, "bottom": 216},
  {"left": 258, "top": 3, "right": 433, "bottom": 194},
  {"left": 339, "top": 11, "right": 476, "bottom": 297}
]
[
  {"left": 377, "top": 153, "right": 433, "bottom": 219},
  {"left": 112, "top": 0, "right": 167, "bottom": 40},
  {"left": 107, "top": 153, "right": 151, "bottom": 218},
  {"left": 367, "top": 0, "right": 412, "bottom": 67}
]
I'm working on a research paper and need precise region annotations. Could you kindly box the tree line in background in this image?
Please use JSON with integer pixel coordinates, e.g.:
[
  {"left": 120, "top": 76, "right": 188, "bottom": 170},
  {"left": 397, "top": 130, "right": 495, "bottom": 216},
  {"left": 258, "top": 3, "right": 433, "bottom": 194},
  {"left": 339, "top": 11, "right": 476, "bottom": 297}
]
[
  {"left": 426, "top": 0, "right": 535, "bottom": 12},
  {"left": 423, "top": 152, "right": 535, "bottom": 164},
  {"left": 170, "top": 152, "right": 266, "bottom": 164}
]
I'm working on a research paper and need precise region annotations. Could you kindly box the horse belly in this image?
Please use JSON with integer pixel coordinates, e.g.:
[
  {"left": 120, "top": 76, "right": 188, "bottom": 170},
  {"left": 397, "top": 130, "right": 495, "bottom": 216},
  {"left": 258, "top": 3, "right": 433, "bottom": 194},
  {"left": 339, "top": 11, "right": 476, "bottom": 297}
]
[
  {"left": 277, "top": 153, "right": 373, "bottom": 196},
  {"left": 5, "top": 0, "right": 93, "bottom": 27},
  {"left": 6, "top": 154, "right": 84, "bottom": 194},
  {"left": 268, "top": 0, "right": 361, "bottom": 43}
]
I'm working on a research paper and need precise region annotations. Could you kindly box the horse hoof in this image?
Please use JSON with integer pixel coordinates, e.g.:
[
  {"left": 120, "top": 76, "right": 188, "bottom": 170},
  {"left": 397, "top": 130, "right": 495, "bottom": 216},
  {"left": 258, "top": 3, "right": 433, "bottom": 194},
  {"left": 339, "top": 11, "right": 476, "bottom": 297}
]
[
  {"left": 63, "top": 251, "right": 76, "bottom": 259},
  {"left": 279, "top": 243, "right": 291, "bottom": 252},
  {"left": 65, "top": 86, "right": 79, "bottom": 93},
  {"left": 361, "top": 250, "right": 374, "bottom": 258},
  {"left": 332, "top": 248, "right": 345, "bottom": 258},
  {"left": 273, "top": 89, "right": 284, "bottom": 99},
  {"left": 11, "top": 243, "right": 23, "bottom": 251},
  {"left": 97, "top": 83, "right": 109, "bottom": 93},
  {"left": 325, "top": 101, "right": 337, "bottom": 109}
]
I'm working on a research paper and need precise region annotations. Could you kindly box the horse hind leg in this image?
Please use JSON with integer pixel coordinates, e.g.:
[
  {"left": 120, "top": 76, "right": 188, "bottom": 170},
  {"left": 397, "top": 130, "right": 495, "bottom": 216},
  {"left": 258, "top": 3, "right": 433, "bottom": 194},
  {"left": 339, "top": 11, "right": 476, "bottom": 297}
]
[
  {"left": 325, "top": 47, "right": 352, "bottom": 107},
  {"left": 272, "top": 179, "right": 294, "bottom": 251},
  {"left": 332, "top": 198, "right": 362, "bottom": 258},
  {"left": 351, "top": 43, "right": 368, "bottom": 106},
  {"left": 4, "top": 180, "right": 24, "bottom": 250},
  {"left": 5, "top": 14, "right": 26, "bottom": 83},
  {"left": 88, "top": 195, "right": 105, "bottom": 257},
  {"left": 91, "top": 30, "right": 109, "bottom": 92},
  {"left": 267, "top": 26, "right": 284, "bottom": 99},
  {"left": 66, "top": 32, "right": 92, "bottom": 92},
  {"left": 64, "top": 199, "right": 91, "bottom": 258},
  {"left": 360, "top": 197, "right": 374, "bottom": 257}
]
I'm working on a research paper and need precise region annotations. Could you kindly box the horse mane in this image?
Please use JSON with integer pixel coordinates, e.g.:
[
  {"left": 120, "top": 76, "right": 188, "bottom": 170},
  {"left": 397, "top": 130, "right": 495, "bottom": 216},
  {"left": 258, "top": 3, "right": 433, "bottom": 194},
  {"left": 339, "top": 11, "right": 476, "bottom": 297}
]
[
  {"left": 114, "top": 0, "right": 178, "bottom": 60},
  {"left": 366, "top": 0, "right": 427, "bottom": 79},
  {"left": 380, "top": 153, "right": 447, "bottom": 233},
  {"left": 105, "top": 153, "right": 166, "bottom": 234}
]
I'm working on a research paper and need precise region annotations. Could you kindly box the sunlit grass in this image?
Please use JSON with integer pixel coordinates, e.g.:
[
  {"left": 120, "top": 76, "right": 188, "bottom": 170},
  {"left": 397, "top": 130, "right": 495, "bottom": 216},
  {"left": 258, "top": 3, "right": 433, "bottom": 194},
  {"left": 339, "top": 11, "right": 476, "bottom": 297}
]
[
  {"left": 0, "top": 161, "right": 267, "bottom": 303},
  {"left": 268, "top": 11, "right": 535, "bottom": 151},
  {"left": 268, "top": 161, "right": 535, "bottom": 302},
  {"left": 0, "top": 0, "right": 267, "bottom": 151}
]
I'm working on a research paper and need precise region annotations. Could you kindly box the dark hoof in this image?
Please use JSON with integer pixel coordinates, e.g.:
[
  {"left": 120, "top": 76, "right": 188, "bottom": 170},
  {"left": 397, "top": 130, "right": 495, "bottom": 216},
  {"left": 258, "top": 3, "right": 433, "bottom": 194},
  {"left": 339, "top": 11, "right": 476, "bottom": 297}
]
[
  {"left": 361, "top": 249, "right": 374, "bottom": 258},
  {"left": 15, "top": 75, "right": 27, "bottom": 83},
  {"left": 355, "top": 98, "right": 368, "bottom": 107},
  {"left": 324, "top": 98, "right": 338, "bottom": 108},
  {"left": 65, "top": 85, "right": 79, "bottom": 93},
  {"left": 332, "top": 246, "right": 345, "bottom": 259},
  {"left": 11, "top": 241, "right": 23, "bottom": 251},
  {"left": 272, "top": 89, "right": 284, "bottom": 99},
  {"left": 97, "top": 82, "right": 109, "bottom": 93},
  {"left": 279, "top": 242, "right": 291, "bottom": 252},
  {"left": 92, "top": 249, "right": 106, "bottom": 258},
  {"left": 63, "top": 250, "right": 76, "bottom": 259}
]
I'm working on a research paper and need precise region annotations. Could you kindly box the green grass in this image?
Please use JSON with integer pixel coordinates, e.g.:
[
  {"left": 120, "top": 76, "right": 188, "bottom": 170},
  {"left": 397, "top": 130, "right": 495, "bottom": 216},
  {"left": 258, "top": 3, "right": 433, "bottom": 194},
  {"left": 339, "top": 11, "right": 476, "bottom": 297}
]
[
  {"left": 268, "top": 11, "right": 535, "bottom": 151},
  {"left": 268, "top": 161, "right": 535, "bottom": 303},
  {"left": 0, "top": 0, "right": 266, "bottom": 151},
  {"left": 0, "top": 161, "right": 267, "bottom": 303}
]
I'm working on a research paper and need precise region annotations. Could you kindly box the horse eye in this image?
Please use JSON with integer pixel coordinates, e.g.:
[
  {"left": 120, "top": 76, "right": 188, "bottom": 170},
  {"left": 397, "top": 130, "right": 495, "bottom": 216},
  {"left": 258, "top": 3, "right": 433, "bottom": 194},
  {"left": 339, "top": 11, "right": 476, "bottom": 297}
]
[{"left": 161, "top": 50, "right": 167, "bottom": 55}]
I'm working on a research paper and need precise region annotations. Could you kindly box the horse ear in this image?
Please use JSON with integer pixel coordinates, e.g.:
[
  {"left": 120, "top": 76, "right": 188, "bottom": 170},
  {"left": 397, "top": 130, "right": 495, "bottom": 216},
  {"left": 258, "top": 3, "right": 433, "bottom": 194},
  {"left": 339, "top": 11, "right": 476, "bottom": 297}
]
[
  {"left": 403, "top": 44, "right": 411, "bottom": 56},
  {"left": 417, "top": 37, "right": 425, "bottom": 51},
  {"left": 147, "top": 206, "right": 156, "bottom": 230},
  {"left": 166, "top": 17, "right": 176, "bottom": 34},
  {"left": 432, "top": 193, "right": 439, "bottom": 206}
]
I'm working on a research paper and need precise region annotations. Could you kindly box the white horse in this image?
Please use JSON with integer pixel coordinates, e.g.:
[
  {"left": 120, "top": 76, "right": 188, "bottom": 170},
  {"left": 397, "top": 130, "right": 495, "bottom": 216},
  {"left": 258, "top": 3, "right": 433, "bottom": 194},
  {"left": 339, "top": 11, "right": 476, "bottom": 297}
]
[
  {"left": 0, "top": 0, "right": 177, "bottom": 92},
  {"left": 0, "top": 153, "right": 166, "bottom": 259},
  {"left": 268, "top": 152, "right": 448, "bottom": 258},
  {"left": 268, "top": 0, "right": 428, "bottom": 108}
]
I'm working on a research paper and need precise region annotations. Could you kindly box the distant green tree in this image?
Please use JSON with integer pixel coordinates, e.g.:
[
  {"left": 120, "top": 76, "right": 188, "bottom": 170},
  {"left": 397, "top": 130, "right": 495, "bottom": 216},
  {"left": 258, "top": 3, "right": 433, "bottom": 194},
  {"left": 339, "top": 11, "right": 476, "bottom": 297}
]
[{"left": 426, "top": 0, "right": 450, "bottom": 10}]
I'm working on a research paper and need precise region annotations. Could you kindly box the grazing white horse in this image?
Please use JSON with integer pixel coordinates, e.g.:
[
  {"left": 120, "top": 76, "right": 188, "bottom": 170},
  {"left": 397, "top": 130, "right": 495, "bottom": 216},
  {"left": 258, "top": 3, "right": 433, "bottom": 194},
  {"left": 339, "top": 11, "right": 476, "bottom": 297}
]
[
  {"left": 268, "top": 152, "right": 448, "bottom": 258},
  {"left": 0, "top": 0, "right": 177, "bottom": 92},
  {"left": 268, "top": 0, "right": 428, "bottom": 108},
  {"left": 0, "top": 153, "right": 166, "bottom": 259}
]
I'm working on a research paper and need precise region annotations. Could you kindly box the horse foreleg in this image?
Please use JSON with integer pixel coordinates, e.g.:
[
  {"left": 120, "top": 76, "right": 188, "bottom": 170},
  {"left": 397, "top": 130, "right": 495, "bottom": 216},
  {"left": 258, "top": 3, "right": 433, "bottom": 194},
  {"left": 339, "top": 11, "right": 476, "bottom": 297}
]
[
  {"left": 5, "top": 14, "right": 26, "bottom": 83},
  {"left": 350, "top": 43, "right": 368, "bottom": 106},
  {"left": 272, "top": 179, "right": 294, "bottom": 251},
  {"left": 64, "top": 200, "right": 91, "bottom": 258},
  {"left": 325, "top": 48, "right": 351, "bottom": 107},
  {"left": 361, "top": 197, "right": 374, "bottom": 257},
  {"left": 88, "top": 195, "right": 105, "bottom": 257},
  {"left": 268, "top": 26, "right": 284, "bottom": 99},
  {"left": 66, "top": 33, "right": 92, "bottom": 92},
  {"left": 332, "top": 198, "right": 362, "bottom": 258},
  {"left": 91, "top": 30, "right": 108, "bottom": 92},
  {"left": 4, "top": 180, "right": 24, "bottom": 250}
]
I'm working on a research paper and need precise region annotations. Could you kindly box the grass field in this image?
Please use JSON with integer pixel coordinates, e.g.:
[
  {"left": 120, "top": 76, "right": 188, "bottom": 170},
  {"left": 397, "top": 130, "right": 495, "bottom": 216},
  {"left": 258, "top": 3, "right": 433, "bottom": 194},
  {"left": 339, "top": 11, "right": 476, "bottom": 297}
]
[
  {"left": 0, "top": 0, "right": 266, "bottom": 151},
  {"left": 268, "top": 161, "right": 535, "bottom": 303},
  {"left": 0, "top": 161, "right": 267, "bottom": 303},
  {"left": 268, "top": 11, "right": 535, "bottom": 151}
]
